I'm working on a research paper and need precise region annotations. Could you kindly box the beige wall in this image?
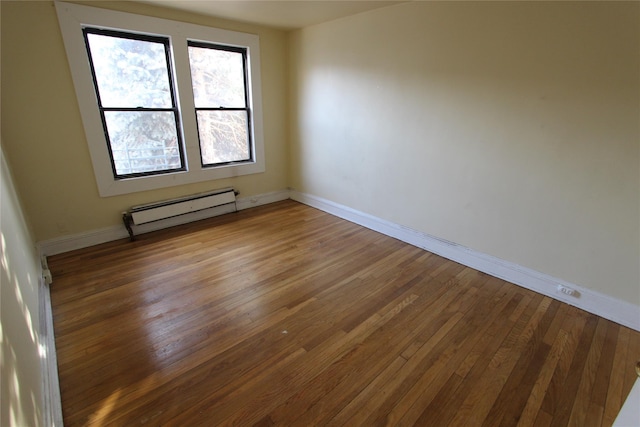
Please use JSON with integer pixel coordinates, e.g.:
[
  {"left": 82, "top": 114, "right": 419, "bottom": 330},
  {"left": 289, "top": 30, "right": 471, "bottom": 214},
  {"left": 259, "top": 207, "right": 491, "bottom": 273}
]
[
  {"left": 289, "top": 2, "right": 640, "bottom": 303},
  {"left": 2, "top": 1, "right": 637, "bottom": 422},
  {"left": 2, "top": 1, "right": 639, "bottom": 305},
  {"left": 1, "top": 1, "right": 289, "bottom": 241},
  {"left": 1, "top": 145, "right": 44, "bottom": 427}
]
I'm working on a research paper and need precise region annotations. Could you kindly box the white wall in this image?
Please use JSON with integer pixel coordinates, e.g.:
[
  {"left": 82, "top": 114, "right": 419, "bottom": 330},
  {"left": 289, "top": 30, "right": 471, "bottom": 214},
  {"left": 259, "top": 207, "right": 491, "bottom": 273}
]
[
  {"left": 1, "top": 145, "right": 44, "bottom": 426},
  {"left": 289, "top": 2, "right": 640, "bottom": 304}
]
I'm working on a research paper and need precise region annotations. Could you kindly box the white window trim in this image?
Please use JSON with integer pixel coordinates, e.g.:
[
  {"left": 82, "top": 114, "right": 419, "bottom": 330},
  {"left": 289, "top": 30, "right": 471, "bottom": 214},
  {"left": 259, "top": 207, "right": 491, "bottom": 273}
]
[{"left": 55, "top": 1, "right": 266, "bottom": 197}]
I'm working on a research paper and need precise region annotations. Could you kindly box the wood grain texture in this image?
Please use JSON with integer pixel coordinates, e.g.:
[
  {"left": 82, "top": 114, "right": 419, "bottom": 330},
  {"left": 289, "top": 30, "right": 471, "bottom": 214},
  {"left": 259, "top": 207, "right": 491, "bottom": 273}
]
[{"left": 48, "top": 200, "right": 640, "bottom": 427}]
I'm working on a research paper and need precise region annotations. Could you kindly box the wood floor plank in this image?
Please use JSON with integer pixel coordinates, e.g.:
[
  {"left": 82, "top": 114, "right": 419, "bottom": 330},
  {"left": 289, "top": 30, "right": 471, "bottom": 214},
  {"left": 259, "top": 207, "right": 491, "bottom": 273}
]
[
  {"left": 488, "top": 300, "right": 562, "bottom": 427},
  {"left": 567, "top": 317, "right": 608, "bottom": 427},
  {"left": 534, "top": 410, "right": 554, "bottom": 427},
  {"left": 266, "top": 287, "right": 428, "bottom": 425},
  {"left": 447, "top": 295, "right": 549, "bottom": 426},
  {"left": 517, "top": 329, "right": 569, "bottom": 427},
  {"left": 590, "top": 323, "right": 619, "bottom": 411},
  {"left": 355, "top": 284, "right": 500, "bottom": 425},
  {"left": 392, "top": 286, "right": 520, "bottom": 426},
  {"left": 602, "top": 326, "right": 630, "bottom": 426},
  {"left": 623, "top": 328, "right": 640, "bottom": 398},
  {"left": 539, "top": 306, "right": 590, "bottom": 419},
  {"left": 363, "top": 280, "right": 513, "bottom": 425},
  {"left": 584, "top": 402, "right": 605, "bottom": 427},
  {"left": 549, "top": 314, "right": 599, "bottom": 427},
  {"left": 424, "top": 294, "right": 526, "bottom": 426},
  {"left": 47, "top": 200, "right": 640, "bottom": 427}
]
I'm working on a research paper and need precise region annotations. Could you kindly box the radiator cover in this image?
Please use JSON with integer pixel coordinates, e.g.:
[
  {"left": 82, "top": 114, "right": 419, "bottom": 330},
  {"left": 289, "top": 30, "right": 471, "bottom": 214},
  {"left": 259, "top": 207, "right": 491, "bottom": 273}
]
[{"left": 123, "top": 188, "right": 236, "bottom": 240}]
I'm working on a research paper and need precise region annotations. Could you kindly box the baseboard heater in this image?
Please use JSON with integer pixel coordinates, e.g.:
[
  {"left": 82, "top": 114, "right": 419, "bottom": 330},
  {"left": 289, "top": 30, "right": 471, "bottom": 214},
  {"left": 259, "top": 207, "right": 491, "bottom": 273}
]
[{"left": 122, "top": 188, "right": 237, "bottom": 241}]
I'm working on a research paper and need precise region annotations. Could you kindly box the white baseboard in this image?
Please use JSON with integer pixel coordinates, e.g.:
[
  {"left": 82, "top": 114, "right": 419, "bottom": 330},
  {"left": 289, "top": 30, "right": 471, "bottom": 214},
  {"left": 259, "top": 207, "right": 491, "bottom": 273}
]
[
  {"left": 37, "top": 189, "right": 290, "bottom": 257},
  {"left": 614, "top": 378, "right": 640, "bottom": 426},
  {"left": 38, "top": 224, "right": 127, "bottom": 257},
  {"left": 236, "top": 189, "right": 291, "bottom": 211},
  {"left": 290, "top": 191, "right": 640, "bottom": 332},
  {"left": 39, "top": 272, "right": 63, "bottom": 427}
]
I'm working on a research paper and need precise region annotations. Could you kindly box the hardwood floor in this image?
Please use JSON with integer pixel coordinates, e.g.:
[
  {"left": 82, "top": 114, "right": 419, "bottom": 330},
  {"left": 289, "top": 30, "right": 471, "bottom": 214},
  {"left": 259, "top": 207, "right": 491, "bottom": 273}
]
[{"left": 48, "top": 200, "right": 640, "bottom": 426}]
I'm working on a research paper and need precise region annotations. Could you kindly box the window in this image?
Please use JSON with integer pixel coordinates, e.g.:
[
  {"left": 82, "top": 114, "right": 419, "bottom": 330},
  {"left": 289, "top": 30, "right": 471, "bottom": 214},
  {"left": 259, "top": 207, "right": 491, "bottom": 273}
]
[
  {"left": 55, "top": 2, "right": 265, "bottom": 197},
  {"left": 187, "top": 42, "right": 252, "bottom": 167},
  {"left": 84, "top": 29, "right": 185, "bottom": 178}
]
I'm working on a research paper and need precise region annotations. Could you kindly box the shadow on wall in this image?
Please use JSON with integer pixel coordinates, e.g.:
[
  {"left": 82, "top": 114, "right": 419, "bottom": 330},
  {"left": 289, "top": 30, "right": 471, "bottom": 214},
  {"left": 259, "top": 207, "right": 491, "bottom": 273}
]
[
  {"left": 287, "top": 1, "right": 640, "bottom": 302},
  {"left": 1, "top": 145, "right": 44, "bottom": 426},
  {"left": 1, "top": 230, "right": 43, "bottom": 426}
]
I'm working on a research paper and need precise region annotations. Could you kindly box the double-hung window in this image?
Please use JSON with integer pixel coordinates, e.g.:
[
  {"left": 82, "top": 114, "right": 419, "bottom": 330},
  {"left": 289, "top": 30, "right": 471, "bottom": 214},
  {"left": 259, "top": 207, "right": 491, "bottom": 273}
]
[
  {"left": 56, "top": 1, "right": 265, "bottom": 197},
  {"left": 188, "top": 42, "right": 252, "bottom": 167},
  {"left": 83, "top": 29, "right": 185, "bottom": 178}
]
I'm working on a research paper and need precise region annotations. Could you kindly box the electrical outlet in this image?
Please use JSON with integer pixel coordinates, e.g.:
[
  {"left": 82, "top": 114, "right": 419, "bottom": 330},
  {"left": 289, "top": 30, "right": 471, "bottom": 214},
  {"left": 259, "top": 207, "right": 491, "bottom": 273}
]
[{"left": 557, "top": 285, "right": 577, "bottom": 297}]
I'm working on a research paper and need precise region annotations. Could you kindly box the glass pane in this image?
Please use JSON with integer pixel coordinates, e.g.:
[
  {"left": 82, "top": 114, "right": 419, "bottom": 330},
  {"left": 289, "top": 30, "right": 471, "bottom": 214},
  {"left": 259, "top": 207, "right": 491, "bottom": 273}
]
[
  {"left": 104, "top": 111, "right": 182, "bottom": 176},
  {"left": 196, "top": 110, "right": 249, "bottom": 164},
  {"left": 87, "top": 33, "right": 172, "bottom": 108},
  {"left": 188, "top": 45, "right": 246, "bottom": 108}
]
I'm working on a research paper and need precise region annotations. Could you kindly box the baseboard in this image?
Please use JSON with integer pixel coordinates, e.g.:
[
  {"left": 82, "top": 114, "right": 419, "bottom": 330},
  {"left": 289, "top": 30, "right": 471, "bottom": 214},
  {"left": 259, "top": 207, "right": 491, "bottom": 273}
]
[
  {"left": 236, "top": 189, "right": 291, "bottom": 211},
  {"left": 290, "top": 191, "right": 640, "bottom": 332},
  {"left": 614, "top": 378, "right": 640, "bottom": 426},
  {"left": 37, "top": 189, "right": 290, "bottom": 257},
  {"left": 39, "top": 270, "right": 63, "bottom": 427}
]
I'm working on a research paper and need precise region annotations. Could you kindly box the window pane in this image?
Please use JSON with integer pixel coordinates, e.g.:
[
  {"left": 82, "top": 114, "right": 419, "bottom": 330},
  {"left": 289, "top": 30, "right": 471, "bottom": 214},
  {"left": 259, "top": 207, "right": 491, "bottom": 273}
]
[
  {"left": 196, "top": 111, "right": 249, "bottom": 164},
  {"left": 104, "top": 111, "right": 181, "bottom": 176},
  {"left": 188, "top": 46, "right": 246, "bottom": 108},
  {"left": 87, "top": 33, "right": 172, "bottom": 108}
]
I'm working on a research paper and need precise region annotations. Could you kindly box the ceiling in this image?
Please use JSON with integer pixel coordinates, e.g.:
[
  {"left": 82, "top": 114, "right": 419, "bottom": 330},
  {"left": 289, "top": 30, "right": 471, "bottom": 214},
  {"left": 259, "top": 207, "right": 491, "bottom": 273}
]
[{"left": 138, "top": 0, "right": 404, "bottom": 30}]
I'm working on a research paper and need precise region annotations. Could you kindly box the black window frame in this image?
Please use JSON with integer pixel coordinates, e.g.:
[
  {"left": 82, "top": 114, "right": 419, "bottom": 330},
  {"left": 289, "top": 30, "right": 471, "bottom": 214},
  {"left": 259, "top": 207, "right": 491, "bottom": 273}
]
[
  {"left": 82, "top": 27, "right": 187, "bottom": 180},
  {"left": 187, "top": 41, "right": 254, "bottom": 168}
]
